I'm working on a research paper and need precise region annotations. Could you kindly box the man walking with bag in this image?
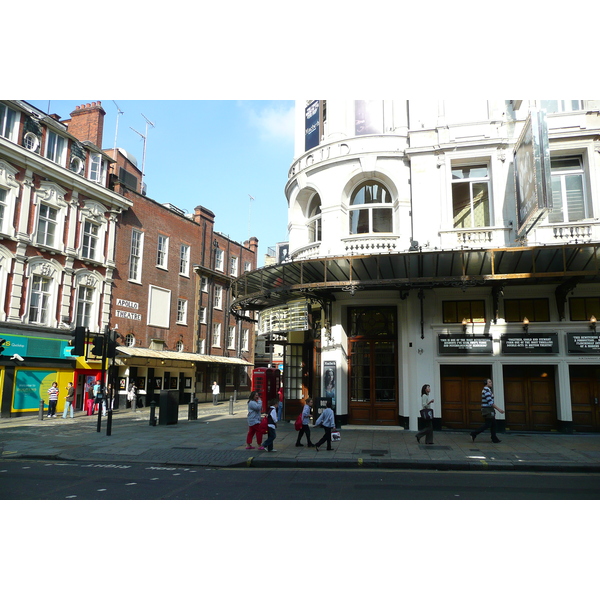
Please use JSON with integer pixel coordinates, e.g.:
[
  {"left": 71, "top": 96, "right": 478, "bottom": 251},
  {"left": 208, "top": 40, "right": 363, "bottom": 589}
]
[{"left": 470, "top": 379, "right": 504, "bottom": 443}]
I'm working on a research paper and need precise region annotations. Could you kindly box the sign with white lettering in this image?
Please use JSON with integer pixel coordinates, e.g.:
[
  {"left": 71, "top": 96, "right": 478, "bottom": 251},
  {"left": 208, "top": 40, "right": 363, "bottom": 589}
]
[
  {"left": 116, "top": 298, "right": 139, "bottom": 310},
  {"left": 501, "top": 333, "right": 558, "bottom": 354},
  {"left": 258, "top": 301, "right": 309, "bottom": 336},
  {"left": 438, "top": 335, "right": 493, "bottom": 355},
  {"left": 115, "top": 309, "right": 142, "bottom": 321},
  {"left": 567, "top": 333, "right": 600, "bottom": 354}
]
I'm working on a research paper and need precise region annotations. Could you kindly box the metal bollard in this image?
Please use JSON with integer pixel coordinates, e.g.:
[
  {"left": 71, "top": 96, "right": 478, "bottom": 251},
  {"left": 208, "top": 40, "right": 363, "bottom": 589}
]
[
  {"left": 188, "top": 398, "right": 198, "bottom": 421},
  {"left": 229, "top": 396, "right": 234, "bottom": 415},
  {"left": 149, "top": 399, "right": 157, "bottom": 426},
  {"left": 39, "top": 399, "right": 45, "bottom": 421}
]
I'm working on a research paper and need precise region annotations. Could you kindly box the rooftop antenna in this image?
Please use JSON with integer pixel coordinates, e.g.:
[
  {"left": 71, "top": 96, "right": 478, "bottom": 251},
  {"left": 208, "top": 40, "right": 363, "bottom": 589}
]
[
  {"left": 130, "top": 113, "right": 154, "bottom": 191},
  {"left": 248, "top": 194, "right": 255, "bottom": 239},
  {"left": 112, "top": 101, "right": 124, "bottom": 159}
]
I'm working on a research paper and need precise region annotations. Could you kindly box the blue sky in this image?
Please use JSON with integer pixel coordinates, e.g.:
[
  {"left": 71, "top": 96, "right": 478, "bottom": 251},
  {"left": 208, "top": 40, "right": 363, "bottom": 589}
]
[{"left": 26, "top": 99, "right": 295, "bottom": 267}]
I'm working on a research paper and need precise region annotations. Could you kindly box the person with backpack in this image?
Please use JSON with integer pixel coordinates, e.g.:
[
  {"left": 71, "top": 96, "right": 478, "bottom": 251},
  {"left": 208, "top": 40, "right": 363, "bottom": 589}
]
[
  {"left": 261, "top": 398, "right": 279, "bottom": 452},
  {"left": 295, "top": 398, "right": 315, "bottom": 447},
  {"left": 245, "top": 391, "right": 265, "bottom": 450},
  {"left": 314, "top": 399, "right": 335, "bottom": 451}
]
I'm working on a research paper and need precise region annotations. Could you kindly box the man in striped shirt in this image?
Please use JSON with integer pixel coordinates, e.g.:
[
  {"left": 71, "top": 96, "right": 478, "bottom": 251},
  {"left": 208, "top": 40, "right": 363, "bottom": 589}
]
[{"left": 470, "top": 378, "right": 504, "bottom": 443}]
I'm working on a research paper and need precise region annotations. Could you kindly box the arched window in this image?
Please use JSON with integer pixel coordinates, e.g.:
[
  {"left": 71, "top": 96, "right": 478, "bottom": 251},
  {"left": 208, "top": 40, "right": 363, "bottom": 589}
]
[
  {"left": 349, "top": 181, "right": 393, "bottom": 235},
  {"left": 307, "top": 194, "right": 322, "bottom": 243}
]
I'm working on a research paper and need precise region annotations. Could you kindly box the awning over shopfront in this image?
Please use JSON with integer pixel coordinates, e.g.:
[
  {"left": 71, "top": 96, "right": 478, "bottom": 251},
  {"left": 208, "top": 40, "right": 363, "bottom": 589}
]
[
  {"left": 116, "top": 347, "right": 253, "bottom": 367},
  {"left": 231, "top": 243, "right": 600, "bottom": 311}
]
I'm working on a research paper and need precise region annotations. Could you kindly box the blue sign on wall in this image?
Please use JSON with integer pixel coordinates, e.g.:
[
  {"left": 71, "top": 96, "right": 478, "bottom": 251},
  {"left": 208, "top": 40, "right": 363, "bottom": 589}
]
[
  {"left": 0, "top": 332, "right": 71, "bottom": 359},
  {"left": 305, "top": 100, "right": 320, "bottom": 152}
]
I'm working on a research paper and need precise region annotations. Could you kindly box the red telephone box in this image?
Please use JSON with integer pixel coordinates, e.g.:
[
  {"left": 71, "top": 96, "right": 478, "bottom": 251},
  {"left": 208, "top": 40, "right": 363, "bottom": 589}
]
[{"left": 252, "top": 368, "right": 281, "bottom": 412}]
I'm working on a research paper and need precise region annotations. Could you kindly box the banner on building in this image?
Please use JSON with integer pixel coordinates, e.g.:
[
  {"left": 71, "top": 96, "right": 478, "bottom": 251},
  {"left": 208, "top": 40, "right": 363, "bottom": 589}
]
[
  {"left": 438, "top": 334, "right": 493, "bottom": 354},
  {"left": 501, "top": 333, "right": 558, "bottom": 354},
  {"left": 514, "top": 108, "right": 551, "bottom": 236},
  {"left": 305, "top": 100, "right": 320, "bottom": 152}
]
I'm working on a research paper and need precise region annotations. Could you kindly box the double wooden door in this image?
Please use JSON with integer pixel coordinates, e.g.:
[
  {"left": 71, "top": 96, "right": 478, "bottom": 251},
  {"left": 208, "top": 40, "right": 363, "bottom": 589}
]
[
  {"left": 503, "top": 365, "right": 557, "bottom": 431},
  {"left": 440, "top": 365, "right": 491, "bottom": 429},
  {"left": 348, "top": 340, "right": 398, "bottom": 425},
  {"left": 570, "top": 366, "right": 600, "bottom": 432}
]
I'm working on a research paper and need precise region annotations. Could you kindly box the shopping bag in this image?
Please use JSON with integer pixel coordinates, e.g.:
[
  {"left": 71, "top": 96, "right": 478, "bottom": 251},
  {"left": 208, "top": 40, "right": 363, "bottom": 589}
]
[
  {"left": 294, "top": 413, "right": 303, "bottom": 431},
  {"left": 331, "top": 429, "right": 341, "bottom": 442}
]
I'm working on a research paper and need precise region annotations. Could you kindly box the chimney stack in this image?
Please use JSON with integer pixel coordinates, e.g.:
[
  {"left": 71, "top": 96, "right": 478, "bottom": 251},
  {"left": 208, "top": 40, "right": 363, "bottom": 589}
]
[{"left": 67, "top": 102, "right": 105, "bottom": 148}]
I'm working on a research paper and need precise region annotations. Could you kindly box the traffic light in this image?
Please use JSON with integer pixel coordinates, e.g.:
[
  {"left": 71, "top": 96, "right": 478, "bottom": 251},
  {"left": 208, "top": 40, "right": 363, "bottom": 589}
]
[
  {"left": 0, "top": 339, "right": 6, "bottom": 355},
  {"left": 68, "top": 327, "right": 86, "bottom": 356},
  {"left": 107, "top": 330, "right": 121, "bottom": 358},
  {"left": 91, "top": 335, "right": 105, "bottom": 356}
]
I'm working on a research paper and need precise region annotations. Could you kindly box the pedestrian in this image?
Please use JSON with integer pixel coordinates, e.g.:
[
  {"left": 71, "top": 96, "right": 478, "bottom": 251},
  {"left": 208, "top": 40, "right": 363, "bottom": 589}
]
[
  {"left": 47, "top": 382, "right": 59, "bottom": 418},
  {"left": 212, "top": 381, "right": 220, "bottom": 405},
  {"left": 314, "top": 399, "right": 335, "bottom": 451},
  {"left": 471, "top": 378, "right": 505, "bottom": 443},
  {"left": 416, "top": 384, "right": 434, "bottom": 444},
  {"left": 62, "top": 382, "right": 75, "bottom": 419},
  {"left": 93, "top": 380, "right": 106, "bottom": 416},
  {"left": 295, "top": 398, "right": 315, "bottom": 447},
  {"left": 128, "top": 382, "right": 138, "bottom": 411},
  {"left": 261, "top": 398, "right": 279, "bottom": 452},
  {"left": 245, "top": 391, "right": 265, "bottom": 450},
  {"left": 277, "top": 386, "right": 284, "bottom": 421}
]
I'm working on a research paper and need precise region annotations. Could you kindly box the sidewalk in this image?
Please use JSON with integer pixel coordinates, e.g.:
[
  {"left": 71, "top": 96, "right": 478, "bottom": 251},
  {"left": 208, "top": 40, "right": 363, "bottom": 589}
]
[{"left": 2, "top": 401, "right": 600, "bottom": 472}]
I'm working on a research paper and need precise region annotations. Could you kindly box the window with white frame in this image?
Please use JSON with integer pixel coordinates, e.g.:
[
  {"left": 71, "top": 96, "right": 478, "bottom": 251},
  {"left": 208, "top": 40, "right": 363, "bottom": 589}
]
[
  {"left": 227, "top": 326, "right": 236, "bottom": 349},
  {"left": 23, "top": 132, "right": 40, "bottom": 152},
  {"left": 179, "top": 244, "right": 190, "bottom": 276},
  {"left": 242, "top": 328, "right": 249, "bottom": 351},
  {"left": 244, "top": 261, "right": 251, "bottom": 272},
  {"left": 215, "top": 248, "right": 224, "bottom": 271},
  {"left": 199, "top": 307, "right": 206, "bottom": 323},
  {"left": 198, "top": 338, "right": 206, "bottom": 354},
  {"left": 177, "top": 298, "right": 187, "bottom": 324},
  {"left": 36, "top": 203, "right": 58, "bottom": 246},
  {"left": 0, "top": 188, "right": 6, "bottom": 231},
  {"left": 82, "top": 220, "right": 100, "bottom": 260},
  {"left": 157, "top": 234, "right": 169, "bottom": 269},
  {"left": 0, "top": 103, "right": 17, "bottom": 140},
  {"left": 451, "top": 164, "right": 491, "bottom": 229},
  {"left": 28, "top": 275, "right": 52, "bottom": 325},
  {"left": 129, "top": 230, "right": 143, "bottom": 281},
  {"left": 45, "top": 130, "right": 66, "bottom": 165},
  {"left": 308, "top": 193, "right": 322, "bottom": 242},
  {"left": 214, "top": 284, "right": 223, "bottom": 310},
  {"left": 125, "top": 333, "right": 136, "bottom": 347},
  {"left": 176, "top": 340, "right": 184, "bottom": 352},
  {"left": 88, "top": 153, "right": 107, "bottom": 185},
  {"left": 212, "top": 323, "right": 221, "bottom": 347},
  {"left": 548, "top": 156, "right": 590, "bottom": 223},
  {"left": 76, "top": 285, "right": 95, "bottom": 328},
  {"left": 540, "top": 100, "right": 582, "bottom": 114},
  {"left": 349, "top": 181, "right": 393, "bottom": 235},
  {"left": 70, "top": 156, "right": 84, "bottom": 175},
  {"left": 201, "top": 276, "right": 208, "bottom": 292},
  {"left": 0, "top": 161, "right": 19, "bottom": 237},
  {"left": 230, "top": 256, "right": 238, "bottom": 277}
]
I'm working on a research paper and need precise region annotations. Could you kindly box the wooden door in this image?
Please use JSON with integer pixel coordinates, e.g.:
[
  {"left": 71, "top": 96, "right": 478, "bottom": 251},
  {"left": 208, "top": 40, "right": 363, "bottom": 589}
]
[
  {"left": 440, "top": 365, "right": 491, "bottom": 429},
  {"left": 503, "top": 365, "right": 557, "bottom": 431},
  {"left": 348, "top": 340, "right": 398, "bottom": 425},
  {"left": 570, "top": 366, "right": 600, "bottom": 432}
]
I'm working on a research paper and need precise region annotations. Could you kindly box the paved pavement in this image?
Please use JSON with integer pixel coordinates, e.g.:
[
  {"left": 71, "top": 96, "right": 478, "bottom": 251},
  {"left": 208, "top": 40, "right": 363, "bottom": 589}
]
[{"left": 1, "top": 400, "right": 600, "bottom": 472}]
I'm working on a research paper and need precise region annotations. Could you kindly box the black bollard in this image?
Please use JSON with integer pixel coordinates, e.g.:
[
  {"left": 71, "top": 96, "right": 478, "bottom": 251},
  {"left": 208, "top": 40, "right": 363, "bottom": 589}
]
[
  {"left": 106, "top": 409, "right": 112, "bottom": 436},
  {"left": 39, "top": 399, "right": 45, "bottom": 421},
  {"left": 149, "top": 399, "right": 157, "bottom": 426}
]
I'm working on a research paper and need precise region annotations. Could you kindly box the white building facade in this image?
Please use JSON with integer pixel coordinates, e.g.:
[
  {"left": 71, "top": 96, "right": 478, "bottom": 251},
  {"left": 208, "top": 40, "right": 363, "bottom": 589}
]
[{"left": 233, "top": 100, "right": 600, "bottom": 433}]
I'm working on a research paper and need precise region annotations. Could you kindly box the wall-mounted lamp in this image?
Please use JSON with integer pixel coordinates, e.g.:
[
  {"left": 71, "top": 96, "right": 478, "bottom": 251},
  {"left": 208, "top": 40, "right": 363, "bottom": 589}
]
[
  {"left": 462, "top": 318, "right": 468, "bottom": 334},
  {"left": 590, "top": 315, "right": 597, "bottom": 333},
  {"left": 522, "top": 317, "right": 530, "bottom": 334},
  {"left": 161, "top": 360, "right": 166, "bottom": 365}
]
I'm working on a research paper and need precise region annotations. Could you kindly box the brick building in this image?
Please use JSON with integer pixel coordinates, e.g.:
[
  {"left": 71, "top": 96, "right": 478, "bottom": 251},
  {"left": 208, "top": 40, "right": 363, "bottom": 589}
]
[{"left": 97, "top": 108, "right": 257, "bottom": 407}]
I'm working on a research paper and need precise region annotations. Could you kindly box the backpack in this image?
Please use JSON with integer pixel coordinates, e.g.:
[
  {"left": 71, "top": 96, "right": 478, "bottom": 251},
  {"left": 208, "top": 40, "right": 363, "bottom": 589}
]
[{"left": 294, "top": 412, "right": 303, "bottom": 431}]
